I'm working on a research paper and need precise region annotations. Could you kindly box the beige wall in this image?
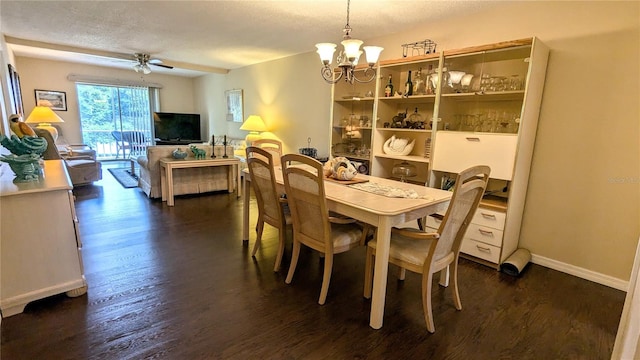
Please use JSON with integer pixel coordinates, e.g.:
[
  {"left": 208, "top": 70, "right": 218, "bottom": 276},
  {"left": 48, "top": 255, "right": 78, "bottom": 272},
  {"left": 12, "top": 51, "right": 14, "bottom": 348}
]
[
  {"left": 208, "top": 1, "right": 640, "bottom": 282},
  {"left": 197, "top": 51, "right": 330, "bottom": 155},
  {"left": 194, "top": 72, "right": 225, "bottom": 144},
  {"left": 13, "top": 57, "right": 198, "bottom": 143}
]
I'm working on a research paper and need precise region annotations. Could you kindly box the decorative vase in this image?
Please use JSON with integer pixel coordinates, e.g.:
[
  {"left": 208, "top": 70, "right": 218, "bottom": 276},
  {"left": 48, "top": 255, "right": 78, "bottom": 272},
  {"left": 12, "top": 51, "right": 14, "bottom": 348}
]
[
  {"left": 0, "top": 154, "right": 42, "bottom": 182},
  {"left": 172, "top": 148, "right": 188, "bottom": 159},
  {"left": 383, "top": 135, "right": 415, "bottom": 156}
]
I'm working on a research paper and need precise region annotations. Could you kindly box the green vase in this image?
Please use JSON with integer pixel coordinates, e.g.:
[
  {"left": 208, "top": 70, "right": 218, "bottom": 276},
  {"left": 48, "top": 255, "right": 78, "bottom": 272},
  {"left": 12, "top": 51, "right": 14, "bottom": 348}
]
[{"left": 1, "top": 154, "right": 42, "bottom": 182}]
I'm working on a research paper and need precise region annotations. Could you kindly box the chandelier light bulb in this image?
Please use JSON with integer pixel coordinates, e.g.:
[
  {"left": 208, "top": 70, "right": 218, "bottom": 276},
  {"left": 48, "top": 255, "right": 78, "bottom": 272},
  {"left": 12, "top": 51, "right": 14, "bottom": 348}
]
[
  {"left": 341, "top": 39, "right": 363, "bottom": 61},
  {"left": 363, "top": 46, "right": 383, "bottom": 66},
  {"left": 352, "top": 50, "right": 363, "bottom": 66},
  {"left": 316, "top": 43, "right": 337, "bottom": 65}
]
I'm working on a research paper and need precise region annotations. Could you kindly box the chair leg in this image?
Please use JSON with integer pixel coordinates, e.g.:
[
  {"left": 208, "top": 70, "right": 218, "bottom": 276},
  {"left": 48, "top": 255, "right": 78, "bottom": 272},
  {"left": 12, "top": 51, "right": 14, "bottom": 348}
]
[
  {"left": 359, "top": 224, "right": 372, "bottom": 246},
  {"left": 398, "top": 267, "right": 406, "bottom": 280},
  {"left": 318, "top": 252, "right": 333, "bottom": 305},
  {"left": 285, "top": 240, "right": 301, "bottom": 284},
  {"left": 439, "top": 266, "right": 450, "bottom": 287},
  {"left": 422, "top": 271, "right": 436, "bottom": 333},
  {"left": 364, "top": 246, "right": 374, "bottom": 299},
  {"left": 251, "top": 219, "right": 265, "bottom": 257},
  {"left": 452, "top": 259, "right": 462, "bottom": 311},
  {"left": 273, "top": 226, "right": 286, "bottom": 272}
]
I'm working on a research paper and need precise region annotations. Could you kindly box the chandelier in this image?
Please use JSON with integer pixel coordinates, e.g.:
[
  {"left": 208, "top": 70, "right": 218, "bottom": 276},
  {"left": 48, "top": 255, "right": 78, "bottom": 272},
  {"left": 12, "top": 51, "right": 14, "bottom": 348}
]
[{"left": 315, "top": 0, "right": 383, "bottom": 84}]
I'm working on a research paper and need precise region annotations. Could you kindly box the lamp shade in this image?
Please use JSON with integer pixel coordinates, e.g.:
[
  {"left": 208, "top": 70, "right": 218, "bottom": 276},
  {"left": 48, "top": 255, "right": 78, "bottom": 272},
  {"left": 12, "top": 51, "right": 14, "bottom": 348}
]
[
  {"left": 363, "top": 46, "right": 384, "bottom": 65},
  {"left": 25, "top": 106, "right": 64, "bottom": 124},
  {"left": 341, "top": 39, "right": 363, "bottom": 61},
  {"left": 25, "top": 105, "right": 64, "bottom": 140},
  {"left": 316, "top": 43, "right": 337, "bottom": 65},
  {"left": 240, "top": 115, "right": 267, "bottom": 146},
  {"left": 240, "top": 115, "right": 267, "bottom": 132}
]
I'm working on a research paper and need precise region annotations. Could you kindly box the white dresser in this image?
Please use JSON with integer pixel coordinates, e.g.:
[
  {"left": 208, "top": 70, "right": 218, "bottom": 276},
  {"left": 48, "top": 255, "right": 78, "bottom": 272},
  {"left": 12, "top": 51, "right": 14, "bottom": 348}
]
[{"left": 0, "top": 160, "right": 87, "bottom": 317}]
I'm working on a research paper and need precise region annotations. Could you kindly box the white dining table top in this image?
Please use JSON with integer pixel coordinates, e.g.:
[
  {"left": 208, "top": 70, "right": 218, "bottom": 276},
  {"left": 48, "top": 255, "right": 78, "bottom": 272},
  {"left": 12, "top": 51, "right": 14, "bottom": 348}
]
[
  {"left": 265, "top": 166, "right": 452, "bottom": 217},
  {"left": 324, "top": 175, "right": 451, "bottom": 216}
]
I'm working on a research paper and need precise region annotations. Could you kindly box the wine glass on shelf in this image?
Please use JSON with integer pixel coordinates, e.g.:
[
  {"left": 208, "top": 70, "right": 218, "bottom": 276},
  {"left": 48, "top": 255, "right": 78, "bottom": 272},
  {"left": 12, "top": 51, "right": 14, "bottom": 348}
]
[
  {"left": 460, "top": 74, "right": 475, "bottom": 92},
  {"left": 509, "top": 75, "right": 523, "bottom": 90},
  {"left": 479, "top": 74, "right": 491, "bottom": 92}
]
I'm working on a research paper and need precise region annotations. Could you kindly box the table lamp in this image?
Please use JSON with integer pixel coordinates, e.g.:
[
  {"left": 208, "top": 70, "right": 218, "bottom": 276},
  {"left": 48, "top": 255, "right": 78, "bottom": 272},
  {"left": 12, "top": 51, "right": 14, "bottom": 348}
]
[
  {"left": 25, "top": 101, "right": 64, "bottom": 140},
  {"left": 239, "top": 115, "right": 267, "bottom": 146}
]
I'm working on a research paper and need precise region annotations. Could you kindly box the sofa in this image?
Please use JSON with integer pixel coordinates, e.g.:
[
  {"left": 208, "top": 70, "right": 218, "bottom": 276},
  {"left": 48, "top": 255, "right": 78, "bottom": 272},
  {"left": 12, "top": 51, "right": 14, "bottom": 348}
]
[
  {"left": 137, "top": 144, "right": 236, "bottom": 199},
  {"left": 35, "top": 128, "right": 102, "bottom": 186}
]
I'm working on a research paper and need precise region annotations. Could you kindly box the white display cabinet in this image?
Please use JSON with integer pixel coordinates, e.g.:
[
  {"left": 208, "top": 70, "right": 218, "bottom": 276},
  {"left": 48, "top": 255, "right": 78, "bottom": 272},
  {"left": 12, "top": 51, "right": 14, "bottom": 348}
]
[{"left": 328, "top": 38, "right": 549, "bottom": 268}]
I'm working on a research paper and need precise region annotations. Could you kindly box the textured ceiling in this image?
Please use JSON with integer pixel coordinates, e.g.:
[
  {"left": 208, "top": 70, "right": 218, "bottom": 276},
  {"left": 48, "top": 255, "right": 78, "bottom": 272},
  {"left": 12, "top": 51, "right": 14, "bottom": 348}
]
[{"left": 1, "top": 0, "right": 497, "bottom": 77}]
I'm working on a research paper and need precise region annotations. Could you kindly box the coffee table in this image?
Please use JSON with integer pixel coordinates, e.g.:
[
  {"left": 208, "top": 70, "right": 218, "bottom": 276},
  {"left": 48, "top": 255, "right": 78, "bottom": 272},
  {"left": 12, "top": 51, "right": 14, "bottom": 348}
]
[{"left": 159, "top": 157, "right": 241, "bottom": 206}]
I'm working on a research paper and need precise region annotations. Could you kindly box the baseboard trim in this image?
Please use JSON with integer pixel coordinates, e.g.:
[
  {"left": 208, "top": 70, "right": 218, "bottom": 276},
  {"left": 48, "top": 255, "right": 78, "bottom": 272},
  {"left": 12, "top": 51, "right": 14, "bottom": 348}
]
[{"left": 531, "top": 254, "right": 628, "bottom": 292}]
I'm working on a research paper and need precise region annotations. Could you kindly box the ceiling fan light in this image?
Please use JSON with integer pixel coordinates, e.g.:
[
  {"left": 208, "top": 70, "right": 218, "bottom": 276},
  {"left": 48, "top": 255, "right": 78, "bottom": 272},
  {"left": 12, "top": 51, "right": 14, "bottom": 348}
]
[{"left": 142, "top": 64, "right": 151, "bottom": 74}]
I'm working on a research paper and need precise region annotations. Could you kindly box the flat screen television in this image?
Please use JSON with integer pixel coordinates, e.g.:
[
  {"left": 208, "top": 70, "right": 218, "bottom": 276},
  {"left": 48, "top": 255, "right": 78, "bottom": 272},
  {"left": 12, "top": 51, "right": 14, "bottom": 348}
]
[{"left": 153, "top": 112, "right": 202, "bottom": 144}]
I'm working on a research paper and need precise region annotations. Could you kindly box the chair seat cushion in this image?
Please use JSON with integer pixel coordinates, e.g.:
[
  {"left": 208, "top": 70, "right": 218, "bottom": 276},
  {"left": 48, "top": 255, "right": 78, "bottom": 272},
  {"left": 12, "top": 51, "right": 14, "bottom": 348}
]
[
  {"left": 331, "top": 223, "right": 363, "bottom": 248},
  {"left": 368, "top": 228, "right": 436, "bottom": 266}
]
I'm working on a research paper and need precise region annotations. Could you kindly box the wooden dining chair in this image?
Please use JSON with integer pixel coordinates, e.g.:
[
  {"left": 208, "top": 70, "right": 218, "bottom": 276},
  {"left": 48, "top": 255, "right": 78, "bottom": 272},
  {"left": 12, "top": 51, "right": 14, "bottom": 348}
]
[
  {"left": 282, "top": 153, "right": 364, "bottom": 305},
  {"left": 246, "top": 146, "right": 291, "bottom": 272},
  {"left": 364, "top": 165, "right": 490, "bottom": 332},
  {"left": 252, "top": 139, "right": 283, "bottom": 167}
]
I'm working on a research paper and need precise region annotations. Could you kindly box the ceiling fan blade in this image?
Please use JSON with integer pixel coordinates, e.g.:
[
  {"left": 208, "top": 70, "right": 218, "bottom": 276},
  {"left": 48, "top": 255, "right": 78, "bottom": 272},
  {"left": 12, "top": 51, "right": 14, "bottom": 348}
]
[
  {"left": 148, "top": 58, "right": 173, "bottom": 69},
  {"left": 150, "top": 63, "right": 174, "bottom": 69}
]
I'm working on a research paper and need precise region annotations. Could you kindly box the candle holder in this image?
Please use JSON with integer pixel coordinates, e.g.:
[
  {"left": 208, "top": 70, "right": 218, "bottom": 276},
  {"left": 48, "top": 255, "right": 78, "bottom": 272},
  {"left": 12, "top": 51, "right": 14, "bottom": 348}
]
[
  {"left": 211, "top": 135, "right": 216, "bottom": 158},
  {"left": 223, "top": 135, "right": 228, "bottom": 158}
]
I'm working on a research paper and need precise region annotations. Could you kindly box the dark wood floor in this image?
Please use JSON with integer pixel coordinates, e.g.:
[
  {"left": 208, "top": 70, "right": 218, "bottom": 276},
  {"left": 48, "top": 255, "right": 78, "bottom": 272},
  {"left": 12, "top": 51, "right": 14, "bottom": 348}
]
[{"left": 1, "top": 162, "right": 626, "bottom": 359}]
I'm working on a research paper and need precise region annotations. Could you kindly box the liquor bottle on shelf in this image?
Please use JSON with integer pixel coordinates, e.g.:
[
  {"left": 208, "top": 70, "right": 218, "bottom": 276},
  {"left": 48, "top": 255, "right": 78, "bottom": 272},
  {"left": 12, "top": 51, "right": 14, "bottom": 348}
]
[
  {"left": 414, "top": 68, "right": 426, "bottom": 95},
  {"left": 426, "top": 64, "right": 435, "bottom": 95},
  {"left": 384, "top": 75, "right": 394, "bottom": 97},
  {"left": 405, "top": 70, "right": 413, "bottom": 96}
]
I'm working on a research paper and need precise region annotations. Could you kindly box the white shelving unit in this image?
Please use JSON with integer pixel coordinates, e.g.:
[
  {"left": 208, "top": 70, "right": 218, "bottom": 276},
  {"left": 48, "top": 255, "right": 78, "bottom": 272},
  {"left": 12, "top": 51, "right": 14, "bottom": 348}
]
[{"left": 328, "top": 38, "right": 550, "bottom": 268}]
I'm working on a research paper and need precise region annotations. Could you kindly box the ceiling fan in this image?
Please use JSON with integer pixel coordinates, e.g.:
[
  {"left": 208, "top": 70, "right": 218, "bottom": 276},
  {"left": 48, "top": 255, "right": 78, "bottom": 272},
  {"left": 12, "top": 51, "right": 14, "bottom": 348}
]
[{"left": 133, "top": 53, "right": 173, "bottom": 74}]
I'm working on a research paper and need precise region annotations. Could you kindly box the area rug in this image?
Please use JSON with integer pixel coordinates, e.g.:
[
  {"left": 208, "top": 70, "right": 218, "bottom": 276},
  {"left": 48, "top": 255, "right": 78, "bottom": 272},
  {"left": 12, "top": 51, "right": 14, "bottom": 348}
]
[{"left": 107, "top": 168, "right": 138, "bottom": 188}]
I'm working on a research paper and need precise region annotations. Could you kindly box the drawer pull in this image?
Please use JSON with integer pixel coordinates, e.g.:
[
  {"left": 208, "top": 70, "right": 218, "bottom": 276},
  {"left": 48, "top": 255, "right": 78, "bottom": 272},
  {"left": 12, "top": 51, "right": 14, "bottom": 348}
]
[
  {"left": 465, "top": 137, "right": 480, "bottom": 142},
  {"left": 478, "top": 228, "right": 494, "bottom": 237},
  {"left": 480, "top": 212, "right": 497, "bottom": 220},
  {"left": 476, "top": 245, "right": 491, "bottom": 252}
]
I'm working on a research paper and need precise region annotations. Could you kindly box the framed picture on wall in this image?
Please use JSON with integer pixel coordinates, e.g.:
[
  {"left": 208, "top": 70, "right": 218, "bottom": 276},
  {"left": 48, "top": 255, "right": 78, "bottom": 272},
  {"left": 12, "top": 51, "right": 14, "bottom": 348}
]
[
  {"left": 34, "top": 89, "right": 67, "bottom": 111},
  {"left": 7, "top": 64, "right": 24, "bottom": 117},
  {"left": 225, "top": 89, "right": 243, "bottom": 122}
]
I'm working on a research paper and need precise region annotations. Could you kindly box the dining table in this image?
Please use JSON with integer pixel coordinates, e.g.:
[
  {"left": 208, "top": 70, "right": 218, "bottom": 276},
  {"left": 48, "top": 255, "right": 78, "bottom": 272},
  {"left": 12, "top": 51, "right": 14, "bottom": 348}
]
[{"left": 242, "top": 167, "right": 452, "bottom": 329}]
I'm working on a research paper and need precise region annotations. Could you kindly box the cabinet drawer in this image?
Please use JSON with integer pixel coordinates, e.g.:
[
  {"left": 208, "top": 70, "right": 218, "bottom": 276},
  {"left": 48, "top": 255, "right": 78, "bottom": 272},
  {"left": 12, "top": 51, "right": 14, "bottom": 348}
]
[
  {"left": 464, "top": 223, "right": 503, "bottom": 247},
  {"left": 472, "top": 208, "right": 506, "bottom": 230},
  {"left": 461, "top": 238, "right": 500, "bottom": 263},
  {"left": 432, "top": 132, "right": 517, "bottom": 180}
]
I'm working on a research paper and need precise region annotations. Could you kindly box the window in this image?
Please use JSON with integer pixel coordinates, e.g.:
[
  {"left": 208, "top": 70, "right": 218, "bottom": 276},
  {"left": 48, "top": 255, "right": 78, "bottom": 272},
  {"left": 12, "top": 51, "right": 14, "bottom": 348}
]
[{"left": 76, "top": 83, "right": 159, "bottom": 159}]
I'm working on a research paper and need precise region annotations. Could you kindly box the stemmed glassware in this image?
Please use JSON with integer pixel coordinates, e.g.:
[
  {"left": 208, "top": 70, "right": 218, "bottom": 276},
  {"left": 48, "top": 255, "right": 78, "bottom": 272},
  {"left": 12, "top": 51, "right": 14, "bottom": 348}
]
[{"left": 509, "top": 75, "right": 523, "bottom": 90}]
